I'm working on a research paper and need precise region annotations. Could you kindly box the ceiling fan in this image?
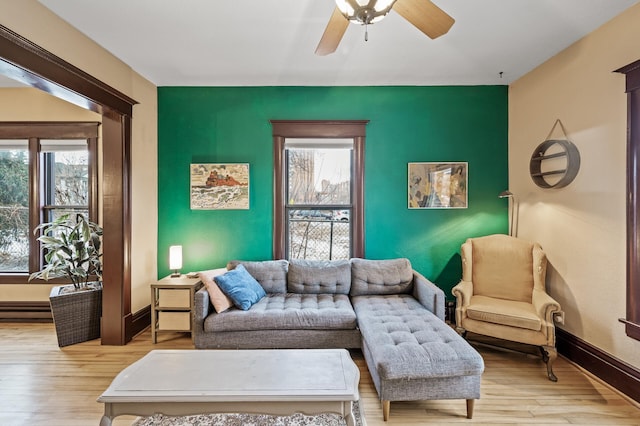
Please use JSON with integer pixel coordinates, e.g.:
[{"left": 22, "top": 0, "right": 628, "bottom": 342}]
[{"left": 315, "top": 0, "right": 455, "bottom": 56}]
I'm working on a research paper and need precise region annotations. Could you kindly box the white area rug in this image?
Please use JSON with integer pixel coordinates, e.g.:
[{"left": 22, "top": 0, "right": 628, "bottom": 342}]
[{"left": 132, "top": 400, "right": 365, "bottom": 426}]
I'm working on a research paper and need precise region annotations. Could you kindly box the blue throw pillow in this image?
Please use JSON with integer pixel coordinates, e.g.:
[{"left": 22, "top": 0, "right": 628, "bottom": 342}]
[{"left": 214, "top": 264, "right": 266, "bottom": 310}]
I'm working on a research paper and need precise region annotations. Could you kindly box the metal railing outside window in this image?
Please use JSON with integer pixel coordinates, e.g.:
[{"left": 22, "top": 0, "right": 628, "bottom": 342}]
[{"left": 289, "top": 217, "right": 350, "bottom": 260}]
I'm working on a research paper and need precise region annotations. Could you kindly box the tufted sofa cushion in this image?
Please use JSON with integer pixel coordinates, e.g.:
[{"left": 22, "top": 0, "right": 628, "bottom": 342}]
[
  {"left": 204, "top": 293, "right": 356, "bottom": 332},
  {"left": 226, "top": 260, "right": 288, "bottom": 294},
  {"left": 350, "top": 258, "right": 414, "bottom": 296},
  {"left": 352, "top": 294, "right": 484, "bottom": 379},
  {"left": 288, "top": 259, "right": 351, "bottom": 294}
]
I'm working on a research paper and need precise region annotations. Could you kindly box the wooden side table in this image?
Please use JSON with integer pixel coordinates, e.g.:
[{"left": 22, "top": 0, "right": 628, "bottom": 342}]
[{"left": 150, "top": 275, "right": 201, "bottom": 344}]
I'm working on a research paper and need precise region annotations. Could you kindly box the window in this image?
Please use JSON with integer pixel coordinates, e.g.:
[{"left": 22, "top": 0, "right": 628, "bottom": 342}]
[
  {"left": 286, "top": 139, "right": 353, "bottom": 260},
  {"left": 0, "top": 140, "right": 28, "bottom": 271},
  {"left": 41, "top": 139, "right": 90, "bottom": 223},
  {"left": 0, "top": 123, "right": 98, "bottom": 282},
  {"left": 271, "top": 120, "right": 367, "bottom": 260}
]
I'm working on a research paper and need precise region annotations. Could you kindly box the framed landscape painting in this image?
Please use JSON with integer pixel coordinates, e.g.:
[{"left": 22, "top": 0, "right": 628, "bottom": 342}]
[
  {"left": 190, "top": 163, "right": 249, "bottom": 210},
  {"left": 408, "top": 162, "right": 467, "bottom": 209}
]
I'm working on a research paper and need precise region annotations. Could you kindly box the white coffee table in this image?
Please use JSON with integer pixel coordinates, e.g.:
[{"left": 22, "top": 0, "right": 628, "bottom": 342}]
[{"left": 97, "top": 349, "right": 360, "bottom": 426}]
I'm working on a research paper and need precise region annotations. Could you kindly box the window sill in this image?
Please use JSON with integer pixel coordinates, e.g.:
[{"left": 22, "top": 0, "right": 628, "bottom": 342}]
[{"left": 0, "top": 275, "right": 69, "bottom": 285}]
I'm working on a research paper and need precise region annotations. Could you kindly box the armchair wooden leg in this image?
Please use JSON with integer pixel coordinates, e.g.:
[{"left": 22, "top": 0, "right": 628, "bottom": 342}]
[
  {"left": 540, "top": 345, "right": 558, "bottom": 382},
  {"left": 466, "top": 399, "right": 474, "bottom": 419},
  {"left": 382, "top": 400, "right": 390, "bottom": 421}
]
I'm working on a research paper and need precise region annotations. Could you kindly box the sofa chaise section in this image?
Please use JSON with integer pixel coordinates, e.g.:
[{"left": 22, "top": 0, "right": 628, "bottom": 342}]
[{"left": 350, "top": 258, "right": 485, "bottom": 420}]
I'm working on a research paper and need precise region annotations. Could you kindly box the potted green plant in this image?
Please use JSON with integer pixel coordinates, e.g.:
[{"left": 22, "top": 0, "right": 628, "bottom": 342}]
[{"left": 29, "top": 213, "right": 103, "bottom": 347}]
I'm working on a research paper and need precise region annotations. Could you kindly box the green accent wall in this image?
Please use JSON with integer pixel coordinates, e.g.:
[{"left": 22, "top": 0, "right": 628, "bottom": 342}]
[{"left": 158, "top": 86, "right": 508, "bottom": 297}]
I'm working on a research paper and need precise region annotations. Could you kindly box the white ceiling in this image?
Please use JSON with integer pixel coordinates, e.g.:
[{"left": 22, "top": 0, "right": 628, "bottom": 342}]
[{"left": 28, "top": 0, "right": 640, "bottom": 87}]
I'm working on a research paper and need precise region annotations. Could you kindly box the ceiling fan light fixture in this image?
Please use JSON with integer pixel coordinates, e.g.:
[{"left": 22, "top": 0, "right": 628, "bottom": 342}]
[
  {"left": 316, "top": 0, "right": 454, "bottom": 56},
  {"left": 335, "top": 0, "right": 397, "bottom": 25}
]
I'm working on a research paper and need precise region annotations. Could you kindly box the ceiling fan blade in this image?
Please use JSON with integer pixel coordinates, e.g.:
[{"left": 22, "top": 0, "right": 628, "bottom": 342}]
[
  {"left": 392, "top": 0, "right": 455, "bottom": 39},
  {"left": 315, "top": 7, "right": 350, "bottom": 56}
]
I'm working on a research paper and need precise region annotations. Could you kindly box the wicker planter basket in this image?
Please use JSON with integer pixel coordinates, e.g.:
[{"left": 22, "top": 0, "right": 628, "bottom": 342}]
[{"left": 49, "top": 282, "right": 102, "bottom": 347}]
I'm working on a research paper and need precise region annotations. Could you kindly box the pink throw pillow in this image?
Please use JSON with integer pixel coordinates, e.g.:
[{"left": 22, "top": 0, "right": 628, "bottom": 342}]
[{"left": 199, "top": 268, "right": 233, "bottom": 313}]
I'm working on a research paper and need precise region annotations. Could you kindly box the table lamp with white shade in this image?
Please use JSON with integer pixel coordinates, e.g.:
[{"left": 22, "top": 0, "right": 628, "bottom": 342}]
[{"left": 169, "top": 245, "right": 183, "bottom": 277}]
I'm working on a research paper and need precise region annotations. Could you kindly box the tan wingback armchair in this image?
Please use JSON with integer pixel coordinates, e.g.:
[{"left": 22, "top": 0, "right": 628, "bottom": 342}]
[{"left": 452, "top": 234, "right": 562, "bottom": 381}]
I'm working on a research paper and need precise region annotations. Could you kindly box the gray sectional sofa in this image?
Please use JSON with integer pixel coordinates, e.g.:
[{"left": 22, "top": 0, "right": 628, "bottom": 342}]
[{"left": 193, "top": 257, "right": 484, "bottom": 421}]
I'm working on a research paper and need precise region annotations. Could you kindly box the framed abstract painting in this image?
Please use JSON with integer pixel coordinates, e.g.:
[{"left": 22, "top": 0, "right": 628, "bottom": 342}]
[{"left": 408, "top": 162, "right": 467, "bottom": 209}]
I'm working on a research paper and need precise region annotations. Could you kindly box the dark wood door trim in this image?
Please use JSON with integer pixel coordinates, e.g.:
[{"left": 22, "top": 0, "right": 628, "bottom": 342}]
[
  {"left": 0, "top": 24, "right": 138, "bottom": 345},
  {"left": 615, "top": 59, "right": 640, "bottom": 341},
  {"left": 101, "top": 114, "right": 133, "bottom": 345},
  {"left": 0, "top": 24, "right": 136, "bottom": 116}
]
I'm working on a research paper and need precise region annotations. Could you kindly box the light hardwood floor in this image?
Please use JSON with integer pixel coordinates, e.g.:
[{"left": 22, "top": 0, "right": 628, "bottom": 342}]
[{"left": 0, "top": 323, "right": 638, "bottom": 426}]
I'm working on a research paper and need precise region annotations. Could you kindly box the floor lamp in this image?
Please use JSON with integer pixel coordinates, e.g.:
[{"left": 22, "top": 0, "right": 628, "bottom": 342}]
[{"left": 499, "top": 190, "right": 518, "bottom": 237}]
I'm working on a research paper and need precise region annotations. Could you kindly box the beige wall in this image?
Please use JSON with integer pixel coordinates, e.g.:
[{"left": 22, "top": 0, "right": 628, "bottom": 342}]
[
  {"left": 0, "top": 0, "right": 158, "bottom": 313},
  {"left": 509, "top": 3, "right": 640, "bottom": 367}
]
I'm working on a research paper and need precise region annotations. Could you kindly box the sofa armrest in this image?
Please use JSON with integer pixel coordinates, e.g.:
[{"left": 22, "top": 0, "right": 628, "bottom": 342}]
[
  {"left": 194, "top": 286, "right": 212, "bottom": 333},
  {"left": 412, "top": 271, "right": 446, "bottom": 321}
]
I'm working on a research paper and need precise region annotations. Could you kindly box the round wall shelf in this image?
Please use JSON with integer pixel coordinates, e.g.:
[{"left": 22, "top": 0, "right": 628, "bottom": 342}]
[{"left": 529, "top": 139, "right": 580, "bottom": 188}]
